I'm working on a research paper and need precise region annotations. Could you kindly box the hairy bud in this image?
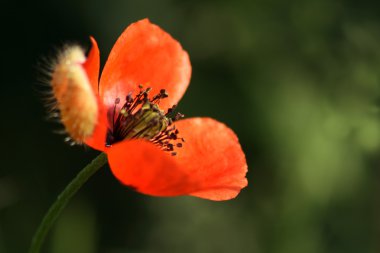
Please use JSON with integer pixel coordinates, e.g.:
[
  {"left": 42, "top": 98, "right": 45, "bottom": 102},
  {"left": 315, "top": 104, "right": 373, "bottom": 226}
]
[{"left": 51, "top": 46, "right": 98, "bottom": 143}]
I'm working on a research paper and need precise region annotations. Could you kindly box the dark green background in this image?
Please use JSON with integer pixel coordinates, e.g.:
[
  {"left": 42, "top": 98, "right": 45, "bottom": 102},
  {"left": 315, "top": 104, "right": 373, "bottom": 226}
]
[{"left": 1, "top": 0, "right": 380, "bottom": 252}]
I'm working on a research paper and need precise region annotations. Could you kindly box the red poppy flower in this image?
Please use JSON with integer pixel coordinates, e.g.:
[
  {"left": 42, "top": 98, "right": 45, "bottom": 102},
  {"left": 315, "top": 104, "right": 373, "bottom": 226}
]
[{"left": 51, "top": 19, "right": 248, "bottom": 201}]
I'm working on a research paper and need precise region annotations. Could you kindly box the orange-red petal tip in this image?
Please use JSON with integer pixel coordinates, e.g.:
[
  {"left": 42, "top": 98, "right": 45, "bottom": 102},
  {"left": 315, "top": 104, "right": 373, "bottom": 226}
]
[
  {"left": 83, "top": 36, "right": 100, "bottom": 94},
  {"left": 99, "top": 18, "right": 191, "bottom": 110}
]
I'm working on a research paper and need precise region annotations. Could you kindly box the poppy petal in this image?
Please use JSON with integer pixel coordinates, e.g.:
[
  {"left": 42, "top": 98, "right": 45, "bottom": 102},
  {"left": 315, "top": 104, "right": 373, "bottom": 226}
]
[
  {"left": 84, "top": 101, "right": 107, "bottom": 151},
  {"left": 175, "top": 117, "right": 248, "bottom": 200},
  {"left": 81, "top": 37, "right": 107, "bottom": 151},
  {"left": 99, "top": 18, "right": 191, "bottom": 111},
  {"left": 82, "top": 36, "right": 100, "bottom": 95},
  {"left": 107, "top": 117, "right": 247, "bottom": 201}
]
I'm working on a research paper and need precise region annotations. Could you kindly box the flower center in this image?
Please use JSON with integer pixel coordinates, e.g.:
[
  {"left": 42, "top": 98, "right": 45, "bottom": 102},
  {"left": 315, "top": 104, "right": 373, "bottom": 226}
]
[{"left": 106, "top": 86, "right": 184, "bottom": 155}]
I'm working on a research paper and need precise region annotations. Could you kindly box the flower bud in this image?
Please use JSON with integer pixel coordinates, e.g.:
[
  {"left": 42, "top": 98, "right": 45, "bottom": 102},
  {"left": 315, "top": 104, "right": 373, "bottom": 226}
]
[{"left": 51, "top": 46, "right": 98, "bottom": 143}]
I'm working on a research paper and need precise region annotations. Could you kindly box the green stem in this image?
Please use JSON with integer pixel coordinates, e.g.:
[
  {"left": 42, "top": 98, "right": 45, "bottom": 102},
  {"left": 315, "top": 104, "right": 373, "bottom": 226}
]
[{"left": 29, "top": 152, "right": 108, "bottom": 253}]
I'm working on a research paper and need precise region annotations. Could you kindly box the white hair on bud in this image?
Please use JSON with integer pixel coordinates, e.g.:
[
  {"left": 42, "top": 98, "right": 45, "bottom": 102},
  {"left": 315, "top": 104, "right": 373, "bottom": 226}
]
[{"left": 48, "top": 45, "right": 98, "bottom": 143}]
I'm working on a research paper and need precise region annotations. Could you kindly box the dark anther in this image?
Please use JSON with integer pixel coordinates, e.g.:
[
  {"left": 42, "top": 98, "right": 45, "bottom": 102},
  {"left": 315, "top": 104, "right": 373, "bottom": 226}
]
[
  {"left": 160, "top": 89, "right": 168, "bottom": 98},
  {"left": 176, "top": 143, "right": 183, "bottom": 148},
  {"left": 170, "top": 133, "right": 177, "bottom": 140},
  {"left": 115, "top": 98, "right": 120, "bottom": 104},
  {"left": 171, "top": 152, "right": 177, "bottom": 156},
  {"left": 126, "top": 93, "right": 133, "bottom": 103},
  {"left": 166, "top": 104, "right": 177, "bottom": 115}
]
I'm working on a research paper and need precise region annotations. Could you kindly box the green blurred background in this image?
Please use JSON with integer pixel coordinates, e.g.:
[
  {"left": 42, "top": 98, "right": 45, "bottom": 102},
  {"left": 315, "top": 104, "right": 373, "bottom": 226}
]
[{"left": 1, "top": 0, "right": 380, "bottom": 252}]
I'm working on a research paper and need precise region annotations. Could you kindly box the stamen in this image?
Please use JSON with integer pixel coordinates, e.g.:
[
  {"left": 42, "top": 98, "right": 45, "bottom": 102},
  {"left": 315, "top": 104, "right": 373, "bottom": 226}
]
[
  {"left": 106, "top": 87, "right": 185, "bottom": 155},
  {"left": 113, "top": 98, "right": 120, "bottom": 130},
  {"left": 166, "top": 104, "right": 177, "bottom": 115},
  {"left": 126, "top": 93, "right": 133, "bottom": 103}
]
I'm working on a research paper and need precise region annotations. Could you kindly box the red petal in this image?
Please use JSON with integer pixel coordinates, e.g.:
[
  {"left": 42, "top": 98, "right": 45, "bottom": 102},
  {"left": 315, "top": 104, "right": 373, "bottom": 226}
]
[
  {"left": 107, "top": 117, "right": 248, "bottom": 201},
  {"left": 175, "top": 118, "right": 248, "bottom": 200},
  {"left": 81, "top": 36, "right": 107, "bottom": 151},
  {"left": 99, "top": 18, "right": 191, "bottom": 111},
  {"left": 84, "top": 101, "right": 107, "bottom": 151},
  {"left": 82, "top": 36, "right": 100, "bottom": 95}
]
